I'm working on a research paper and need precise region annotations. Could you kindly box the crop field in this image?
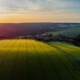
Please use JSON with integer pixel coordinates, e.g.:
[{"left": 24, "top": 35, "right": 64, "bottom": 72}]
[{"left": 0, "top": 39, "right": 80, "bottom": 80}]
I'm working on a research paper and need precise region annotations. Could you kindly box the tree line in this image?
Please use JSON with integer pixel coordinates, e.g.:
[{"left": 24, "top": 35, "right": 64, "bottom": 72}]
[
  {"left": 31, "top": 33, "right": 80, "bottom": 46},
  {"left": 0, "top": 33, "right": 80, "bottom": 46}
]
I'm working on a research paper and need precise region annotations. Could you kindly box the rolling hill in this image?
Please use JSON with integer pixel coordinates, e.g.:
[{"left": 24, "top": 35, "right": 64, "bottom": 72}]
[
  {"left": 0, "top": 23, "right": 70, "bottom": 37},
  {"left": 47, "top": 23, "right": 80, "bottom": 37}
]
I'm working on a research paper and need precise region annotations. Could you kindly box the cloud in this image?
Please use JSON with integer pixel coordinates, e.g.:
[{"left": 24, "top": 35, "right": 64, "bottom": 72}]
[
  {"left": 0, "top": 0, "right": 80, "bottom": 22},
  {"left": 0, "top": 0, "right": 41, "bottom": 11},
  {"left": 0, "top": 0, "right": 80, "bottom": 12}
]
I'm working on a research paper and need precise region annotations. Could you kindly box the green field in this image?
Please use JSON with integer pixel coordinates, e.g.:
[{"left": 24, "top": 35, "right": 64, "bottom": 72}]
[
  {"left": 0, "top": 39, "right": 80, "bottom": 80},
  {"left": 47, "top": 24, "right": 80, "bottom": 36}
]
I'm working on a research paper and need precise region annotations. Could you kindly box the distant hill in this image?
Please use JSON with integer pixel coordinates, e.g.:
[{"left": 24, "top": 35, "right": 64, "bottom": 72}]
[
  {"left": 0, "top": 23, "right": 80, "bottom": 37},
  {"left": 47, "top": 23, "right": 80, "bottom": 37}
]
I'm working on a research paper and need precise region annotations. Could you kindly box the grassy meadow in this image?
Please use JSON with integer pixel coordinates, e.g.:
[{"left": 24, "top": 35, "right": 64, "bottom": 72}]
[{"left": 0, "top": 39, "right": 80, "bottom": 80}]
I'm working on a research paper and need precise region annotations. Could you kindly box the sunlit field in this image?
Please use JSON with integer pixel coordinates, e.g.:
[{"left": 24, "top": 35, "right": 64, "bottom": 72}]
[{"left": 0, "top": 39, "right": 80, "bottom": 80}]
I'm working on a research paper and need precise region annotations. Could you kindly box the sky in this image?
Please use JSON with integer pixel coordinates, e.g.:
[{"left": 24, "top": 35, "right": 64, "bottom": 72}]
[{"left": 0, "top": 0, "right": 80, "bottom": 23}]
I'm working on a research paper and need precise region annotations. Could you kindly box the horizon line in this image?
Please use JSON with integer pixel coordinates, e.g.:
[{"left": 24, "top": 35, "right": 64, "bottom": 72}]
[{"left": 0, "top": 22, "right": 80, "bottom": 24}]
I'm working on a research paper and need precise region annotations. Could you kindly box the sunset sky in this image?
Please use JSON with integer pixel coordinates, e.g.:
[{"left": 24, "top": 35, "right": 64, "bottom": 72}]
[{"left": 0, "top": 0, "right": 80, "bottom": 23}]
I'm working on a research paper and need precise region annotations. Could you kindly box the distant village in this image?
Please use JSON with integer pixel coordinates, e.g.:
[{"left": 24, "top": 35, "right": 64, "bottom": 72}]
[{"left": 0, "top": 33, "right": 80, "bottom": 46}]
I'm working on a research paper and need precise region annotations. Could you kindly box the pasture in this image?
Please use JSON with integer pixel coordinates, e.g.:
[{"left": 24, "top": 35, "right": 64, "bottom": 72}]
[{"left": 0, "top": 39, "right": 80, "bottom": 80}]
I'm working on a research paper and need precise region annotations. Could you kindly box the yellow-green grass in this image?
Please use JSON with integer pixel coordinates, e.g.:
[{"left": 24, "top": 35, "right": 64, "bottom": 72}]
[
  {"left": 0, "top": 39, "right": 80, "bottom": 80},
  {"left": 49, "top": 42, "right": 80, "bottom": 60}
]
